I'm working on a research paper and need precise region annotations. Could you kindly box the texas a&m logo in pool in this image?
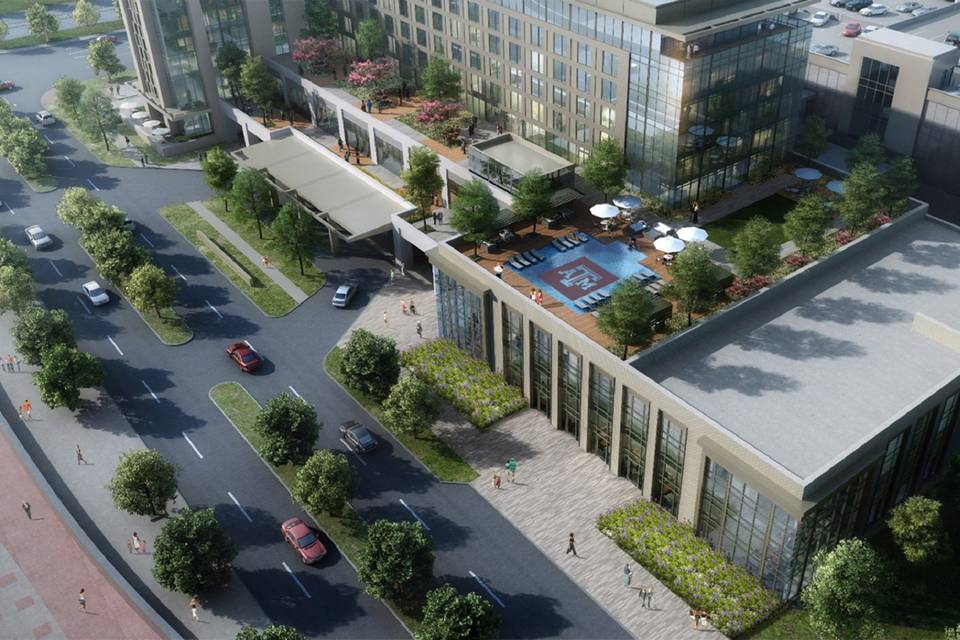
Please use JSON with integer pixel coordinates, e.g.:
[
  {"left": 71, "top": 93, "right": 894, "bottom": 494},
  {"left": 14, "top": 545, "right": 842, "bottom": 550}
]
[{"left": 540, "top": 257, "right": 617, "bottom": 300}]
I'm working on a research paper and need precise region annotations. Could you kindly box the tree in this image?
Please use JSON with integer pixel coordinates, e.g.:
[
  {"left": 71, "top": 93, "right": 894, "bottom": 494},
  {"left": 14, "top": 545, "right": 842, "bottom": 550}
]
[
  {"left": 422, "top": 56, "right": 462, "bottom": 101},
  {"left": 887, "top": 496, "right": 946, "bottom": 564},
  {"left": 357, "top": 519, "right": 434, "bottom": 610},
  {"left": 271, "top": 203, "right": 319, "bottom": 275},
  {"left": 0, "top": 237, "right": 28, "bottom": 271},
  {"left": 237, "top": 626, "right": 306, "bottom": 640},
  {"left": 240, "top": 55, "right": 276, "bottom": 124},
  {"left": 801, "top": 538, "right": 889, "bottom": 640},
  {"left": 732, "top": 216, "right": 780, "bottom": 278},
  {"left": 293, "top": 450, "right": 357, "bottom": 515},
  {"left": 784, "top": 193, "right": 834, "bottom": 257},
  {"left": 382, "top": 375, "right": 439, "bottom": 436},
  {"left": 229, "top": 168, "right": 274, "bottom": 239},
  {"left": 596, "top": 278, "right": 655, "bottom": 359},
  {"left": 417, "top": 584, "right": 501, "bottom": 640},
  {"left": 847, "top": 132, "right": 886, "bottom": 170},
  {"left": 0, "top": 18, "right": 7, "bottom": 42},
  {"left": 303, "top": 0, "right": 339, "bottom": 38},
  {"left": 2, "top": 119, "right": 47, "bottom": 178},
  {"left": 25, "top": 2, "right": 58, "bottom": 44},
  {"left": 356, "top": 18, "right": 386, "bottom": 60},
  {"left": 33, "top": 344, "right": 103, "bottom": 410},
  {"left": 81, "top": 227, "right": 149, "bottom": 284},
  {"left": 57, "top": 187, "right": 124, "bottom": 233},
  {"left": 450, "top": 180, "right": 499, "bottom": 257},
  {"left": 339, "top": 329, "right": 400, "bottom": 401},
  {"left": 126, "top": 264, "right": 177, "bottom": 316},
  {"left": 511, "top": 169, "right": 552, "bottom": 235},
  {"left": 881, "top": 156, "right": 916, "bottom": 214},
  {"left": 292, "top": 37, "right": 342, "bottom": 76},
  {"left": 88, "top": 39, "right": 125, "bottom": 83},
  {"left": 108, "top": 449, "right": 179, "bottom": 516},
  {"left": 215, "top": 41, "right": 248, "bottom": 102},
  {"left": 582, "top": 137, "right": 626, "bottom": 201},
  {"left": 795, "top": 115, "right": 831, "bottom": 162},
  {"left": 0, "top": 265, "right": 34, "bottom": 314},
  {"left": 78, "top": 87, "right": 122, "bottom": 151},
  {"left": 153, "top": 508, "right": 236, "bottom": 594},
  {"left": 54, "top": 76, "right": 85, "bottom": 120},
  {"left": 255, "top": 392, "right": 320, "bottom": 466},
  {"left": 12, "top": 306, "right": 75, "bottom": 366},
  {"left": 203, "top": 147, "right": 238, "bottom": 208},
  {"left": 72, "top": 0, "right": 101, "bottom": 28},
  {"left": 401, "top": 147, "right": 443, "bottom": 231},
  {"left": 839, "top": 163, "right": 885, "bottom": 231},
  {"left": 663, "top": 243, "right": 716, "bottom": 326}
]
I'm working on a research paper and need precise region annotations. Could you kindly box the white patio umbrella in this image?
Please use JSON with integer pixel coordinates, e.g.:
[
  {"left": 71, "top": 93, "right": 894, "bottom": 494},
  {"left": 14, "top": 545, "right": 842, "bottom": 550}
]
[
  {"left": 612, "top": 195, "right": 641, "bottom": 210},
  {"left": 654, "top": 236, "right": 686, "bottom": 253},
  {"left": 794, "top": 167, "right": 823, "bottom": 181},
  {"left": 677, "top": 226, "right": 708, "bottom": 242},
  {"left": 826, "top": 179, "right": 845, "bottom": 194},
  {"left": 152, "top": 127, "right": 171, "bottom": 136},
  {"left": 119, "top": 100, "right": 141, "bottom": 110},
  {"left": 590, "top": 203, "right": 620, "bottom": 219},
  {"left": 142, "top": 120, "right": 161, "bottom": 129},
  {"left": 716, "top": 135, "right": 742, "bottom": 148},
  {"left": 130, "top": 110, "right": 149, "bottom": 120}
]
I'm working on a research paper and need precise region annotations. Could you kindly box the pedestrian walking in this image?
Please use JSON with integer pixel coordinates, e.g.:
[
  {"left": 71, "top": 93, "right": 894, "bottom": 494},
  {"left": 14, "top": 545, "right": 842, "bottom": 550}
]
[
  {"left": 536, "top": 289, "right": 543, "bottom": 306},
  {"left": 409, "top": 299, "right": 416, "bottom": 315},
  {"left": 497, "top": 123, "right": 504, "bottom": 135},
  {"left": 21, "top": 501, "right": 31, "bottom": 519},
  {"left": 566, "top": 532, "right": 578, "bottom": 557},
  {"left": 401, "top": 302, "right": 407, "bottom": 315},
  {"left": 399, "top": 262, "right": 405, "bottom": 277},
  {"left": 355, "top": 152, "right": 361, "bottom": 165},
  {"left": 366, "top": 98, "right": 373, "bottom": 112},
  {"left": 131, "top": 532, "right": 142, "bottom": 553},
  {"left": 78, "top": 588, "right": 86, "bottom": 613},
  {"left": 6, "top": 355, "right": 13, "bottom": 371},
  {"left": 22, "top": 399, "right": 31, "bottom": 420},
  {"left": 76, "top": 445, "right": 86, "bottom": 465},
  {"left": 623, "top": 564, "right": 632, "bottom": 587},
  {"left": 492, "top": 472, "right": 501, "bottom": 489},
  {"left": 647, "top": 587, "right": 655, "bottom": 609},
  {"left": 337, "top": 137, "right": 344, "bottom": 151},
  {"left": 17, "top": 402, "right": 23, "bottom": 420},
  {"left": 124, "top": 135, "right": 130, "bottom": 146},
  {"left": 383, "top": 310, "right": 388, "bottom": 325},
  {"left": 261, "top": 255, "right": 272, "bottom": 268},
  {"left": 437, "top": 210, "right": 444, "bottom": 224},
  {"left": 689, "top": 608, "right": 697, "bottom": 627},
  {"left": 389, "top": 269, "right": 395, "bottom": 285},
  {"left": 344, "top": 150, "right": 351, "bottom": 162},
  {"left": 505, "top": 458, "right": 518, "bottom": 482},
  {"left": 127, "top": 538, "right": 133, "bottom": 553},
  {"left": 416, "top": 320, "right": 423, "bottom": 339},
  {"left": 15, "top": 356, "right": 20, "bottom": 372},
  {"left": 190, "top": 596, "right": 200, "bottom": 621}
]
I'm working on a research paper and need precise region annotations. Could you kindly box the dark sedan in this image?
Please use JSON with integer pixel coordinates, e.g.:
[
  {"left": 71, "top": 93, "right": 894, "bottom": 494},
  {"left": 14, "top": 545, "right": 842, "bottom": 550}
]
[{"left": 339, "top": 420, "right": 378, "bottom": 453}]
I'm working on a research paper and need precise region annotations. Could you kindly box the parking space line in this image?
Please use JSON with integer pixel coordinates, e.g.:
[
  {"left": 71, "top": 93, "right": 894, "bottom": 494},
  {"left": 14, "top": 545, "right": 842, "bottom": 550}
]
[
  {"left": 170, "top": 265, "right": 186, "bottom": 281},
  {"left": 227, "top": 491, "right": 253, "bottom": 523},
  {"left": 86, "top": 179, "right": 100, "bottom": 191},
  {"left": 107, "top": 336, "right": 123, "bottom": 356},
  {"left": 469, "top": 571, "right": 506, "bottom": 608},
  {"left": 339, "top": 439, "right": 368, "bottom": 465},
  {"left": 399, "top": 498, "right": 430, "bottom": 531},
  {"left": 75, "top": 296, "right": 91, "bottom": 314},
  {"left": 141, "top": 380, "right": 160, "bottom": 403},
  {"left": 63, "top": 155, "right": 75, "bottom": 167},
  {"left": 182, "top": 432, "right": 204, "bottom": 459},
  {"left": 48, "top": 260, "right": 62, "bottom": 277},
  {"left": 139, "top": 232, "right": 154, "bottom": 247},
  {"left": 3, "top": 203, "right": 14, "bottom": 216},
  {"left": 288, "top": 385, "right": 302, "bottom": 399},
  {"left": 282, "top": 562, "right": 312, "bottom": 598},
  {"left": 205, "top": 300, "right": 223, "bottom": 319}
]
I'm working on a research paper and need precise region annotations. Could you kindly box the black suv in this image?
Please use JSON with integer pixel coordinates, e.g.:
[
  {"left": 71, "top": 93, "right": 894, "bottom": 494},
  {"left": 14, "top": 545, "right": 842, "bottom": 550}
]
[
  {"left": 946, "top": 32, "right": 960, "bottom": 47},
  {"left": 339, "top": 420, "right": 378, "bottom": 453},
  {"left": 845, "top": 0, "right": 872, "bottom": 10}
]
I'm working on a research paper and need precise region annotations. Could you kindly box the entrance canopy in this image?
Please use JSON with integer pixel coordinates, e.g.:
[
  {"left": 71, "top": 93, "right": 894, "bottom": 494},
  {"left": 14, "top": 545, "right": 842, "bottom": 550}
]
[{"left": 234, "top": 133, "right": 414, "bottom": 241}]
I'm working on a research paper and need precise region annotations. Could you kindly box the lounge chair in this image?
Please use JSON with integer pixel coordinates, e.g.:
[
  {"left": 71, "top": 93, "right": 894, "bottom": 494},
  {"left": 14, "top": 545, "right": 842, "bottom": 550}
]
[
  {"left": 576, "top": 232, "right": 590, "bottom": 243},
  {"left": 529, "top": 249, "right": 545, "bottom": 261},
  {"left": 522, "top": 250, "right": 541, "bottom": 263},
  {"left": 645, "top": 284, "right": 659, "bottom": 295},
  {"left": 585, "top": 292, "right": 604, "bottom": 305},
  {"left": 508, "top": 258, "right": 526, "bottom": 270},
  {"left": 566, "top": 234, "right": 582, "bottom": 246},
  {"left": 595, "top": 290, "right": 611, "bottom": 300},
  {"left": 574, "top": 300, "right": 593, "bottom": 312},
  {"left": 552, "top": 239, "right": 569, "bottom": 251},
  {"left": 514, "top": 255, "right": 532, "bottom": 268},
  {"left": 560, "top": 237, "right": 577, "bottom": 249}
]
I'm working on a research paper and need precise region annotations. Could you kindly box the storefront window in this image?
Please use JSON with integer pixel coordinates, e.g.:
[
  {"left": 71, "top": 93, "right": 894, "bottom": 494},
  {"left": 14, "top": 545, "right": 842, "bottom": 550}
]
[
  {"left": 502, "top": 304, "right": 523, "bottom": 388},
  {"left": 652, "top": 412, "right": 686, "bottom": 516},
  {"left": 619, "top": 387, "right": 649, "bottom": 490},
  {"left": 587, "top": 365, "right": 614, "bottom": 464},
  {"left": 557, "top": 343, "right": 582, "bottom": 439},
  {"left": 530, "top": 323, "right": 552, "bottom": 417},
  {"left": 436, "top": 269, "right": 484, "bottom": 360}
]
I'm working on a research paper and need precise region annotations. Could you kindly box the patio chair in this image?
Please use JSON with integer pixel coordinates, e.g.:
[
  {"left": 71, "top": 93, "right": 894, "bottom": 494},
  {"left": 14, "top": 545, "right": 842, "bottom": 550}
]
[
  {"left": 558, "top": 237, "right": 576, "bottom": 249},
  {"left": 585, "top": 292, "right": 604, "bottom": 305},
  {"left": 551, "top": 239, "right": 569, "bottom": 252},
  {"left": 645, "top": 284, "right": 659, "bottom": 296},
  {"left": 576, "top": 232, "right": 590, "bottom": 243},
  {"left": 522, "top": 250, "right": 541, "bottom": 263},
  {"left": 508, "top": 257, "right": 526, "bottom": 270},
  {"left": 595, "top": 291, "right": 611, "bottom": 302},
  {"left": 575, "top": 299, "right": 593, "bottom": 312},
  {"left": 529, "top": 249, "right": 545, "bottom": 261}
]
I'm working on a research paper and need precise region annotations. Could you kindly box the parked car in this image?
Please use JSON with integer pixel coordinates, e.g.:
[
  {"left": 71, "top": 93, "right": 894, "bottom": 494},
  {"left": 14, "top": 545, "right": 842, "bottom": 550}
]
[
  {"left": 122, "top": 216, "right": 136, "bottom": 232},
  {"left": 912, "top": 6, "right": 936, "bottom": 15},
  {"left": 24, "top": 225, "right": 52, "bottom": 249},
  {"left": 829, "top": 0, "right": 847, "bottom": 7},
  {"left": 0, "top": 80, "right": 14, "bottom": 91},
  {"left": 811, "top": 43, "right": 841, "bottom": 56},
  {"left": 810, "top": 10, "right": 833, "bottom": 25},
  {"left": 860, "top": 3, "right": 887, "bottom": 15},
  {"left": 281, "top": 518, "right": 326, "bottom": 564},
  {"left": 864, "top": 24, "right": 882, "bottom": 31},
  {"left": 339, "top": 420, "right": 378, "bottom": 453},
  {"left": 34, "top": 110, "right": 55, "bottom": 127},
  {"left": 845, "top": 0, "right": 872, "bottom": 10},
  {"left": 331, "top": 283, "right": 358, "bottom": 308},
  {"left": 225, "top": 341, "right": 263, "bottom": 372},
  {"left": 946, "top": 31, "right": 960, "bottom": 46},
  {"left": 895, "top": 1, "right": 923, "bottom": 11},
  {"left": 93, "top": 34, "right": 118, "bottom": 44},
  {"left": 81, "top": 281, "right": 110, "bottom": 306},
  {"left": 842, "top": 21, "right": 863, "bottom": 36}
]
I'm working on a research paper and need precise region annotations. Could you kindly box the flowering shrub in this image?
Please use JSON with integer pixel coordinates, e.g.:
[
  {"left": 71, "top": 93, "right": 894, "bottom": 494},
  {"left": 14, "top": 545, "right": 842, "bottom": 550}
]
[
  {"left": 415, "top": 100, "right": 464, "bottom": 123},
  {"left": 784, "top": 253, "right": 812, "bottom": 268},
  {"left": 834, "top": 229, "right": 858, "bottom": 246},
  {"left": 725, "top": 275, "right": 772, "bottom": 300},
  {"left": 345, "top": 58, "right": 400, "bottom": 100},
  {"left": 399, "top": 104, "right": 473, "bottom": 146},
  {"left": 403, "top": 339, "right": 526, "bottom": 428},
  {"left": 873, "top": 213, "right": 892, "bottom": 227},
  {"left": 597, "top": 501, "right": 780, "bottom": 637},
  {"left": 292, "top": 37, "right": 341, "bottom": 75}
]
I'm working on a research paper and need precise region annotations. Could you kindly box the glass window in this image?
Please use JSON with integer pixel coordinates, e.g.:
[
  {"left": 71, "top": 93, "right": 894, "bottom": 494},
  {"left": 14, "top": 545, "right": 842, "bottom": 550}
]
[
  {"left": 436, "top": 269, "right": 485, "bottom": 360},
  {"left": 451, "top": 42, "right": 463, "bottom": 62},
  {"left": 432, "top": 11, "right": 443, "bottom": 30},
  {"left": 601, "top": 78, "right": 616, "bottom": 102},
  {"left": 601, "top": 50, "right": 618, "bottom": 76},
  {"left": 432, "top": 0, "right": 442, "bottom": 7},
  {"left": 529, "top": 24, "right": 544, "bottom": 47},
  {"left": 530, "top": 51, "right": 545, "bottom": 74},
  {"left": 867, "top": 430, "right": 906, "bottom": 524},
  {"left": 267, "top": 0, "right": 289, "bottom": 53},
  {"left": 448, "top": 18, "right": 461, "bottom": 38},
  {"left": 652, "top": 413, "right": 687, "bottom": 516},
  {"left": 530, "top": 76, "right": 544, "bottom": 98},
  {"left": 508, "top": 16, "right": 520, "bottom": 38},
  {"left": 553, "top": 33, "right": 568, "bottom": 57},
  {"left": 510, "top": 90, "right": 522, "bottom": 111},
  {"left": 920, "top": 391, "right": 959, "bottom": 481},
  {"left": 434, "top": 34, "right": 443, "bottom": 52},
  {"left": 502, "top": 305, "right": 524, "bottom": 388},
  {"left": 487, "top": 8, "right": 500, "bottom": 31},
  {"left": 469, "top": 25, "right": 480, "bottom": 47},
  {"left": 489, "top": 58, "right": 502, "bottom": 80},
  {"left": 401, "top": 21, "right": 411, "bottom": 38},
  {"left": 558, "top": 343, "right": 582, "bottom": 439},
  {"left": 399, "top": 0, "right": 409, "bottom": 16},
  {"left": 470, "top": 50, "right": 482, "bottom": 70},
  {"left": 553, "top": 60, "right": 567, "bottom": 83},
  {"left": 576, "top": 95, "right": 590, "bottom": 118},
  {"left": 576, "top": 42, "right": 592, "bottom": 66},
  {"left": 448, "top": 0, "right": 459, "bottom": 13},
  {"left": 575, "top": 121, "right": 589, "bottom": 142},
  {"left": 619, "top": 388, "right": 649, "bottom": 489},
  {"left": 416, "top": 27, "right": 427, "bottom": 46},
  {"left": 415, "top": 5, "right": 425, "bottom": 24},
  {"left": 552, "top": 86, "right": 567, "bottom": 107},
  {"left": 467, "top": 0, "right": 479, "bottom": 21},
  {"left": 600, "top": 105, "right": 614, "bottom": 128},
  {"left": 510, "top": 66, "right": 523, "bottom": 88},
  {"left": 488, "top": 34, "right": 500, "bottom": 55},
  {"left": 509, "top": 42, "right": 521, "bottom": 64},
  {"left": 587, "top": 366, "right": 614, "bottom": 464},
  {"left": 530, "top": 100, "right": 544, "bottom": 122},
  {"left": 576, "top": 68, "right": 592, "bottom": 93},
  {"left": 530, "top": 323, "right": 552, "bottom": 416}
]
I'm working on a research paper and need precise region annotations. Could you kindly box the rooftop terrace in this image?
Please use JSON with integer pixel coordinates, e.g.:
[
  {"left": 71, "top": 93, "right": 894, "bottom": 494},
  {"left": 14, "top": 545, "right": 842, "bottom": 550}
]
[{"left": 635, "top": 214, "right": 960, "bottom": 482}]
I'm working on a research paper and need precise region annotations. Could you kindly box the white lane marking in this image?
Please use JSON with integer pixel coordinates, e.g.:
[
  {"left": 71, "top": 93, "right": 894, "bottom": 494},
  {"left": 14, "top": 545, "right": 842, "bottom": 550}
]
[
  {"left": 48, "top": 259, "right": 63, "bottom": 277},
  {"left": 205, "top": 300, "right": 222, "bottom": 319},
  {"left": 63, "top": 155, "right": 75, "bottom": 167},
  {"left": 86, "top": 178, "right": 100, "bottom": 191},
  {"left": 399, "top": 498, "right": 430, "bottom": 531},
  {"left": 339, "top": 439, "right": 368, "bottom": 466},
  {"left": 182, "top": 432, "right": 204, "bottom": 459},
  {"left": 282, "top": 562, "right": 312, "bottom": 598},
  {"left": 141, "top": 380, "right": 160, "bottom": 403},
  {"left": 139, "top": 232, "right": 154, "bottom": 247},
  {"left": 42, "top": 134, "right": 50, "bottom": 143},
  {"left": 170, "top": 265, "right": 186, "bottom": 281},
  {"left": 227, "top": 491, "right": 253, "bottom": 523},
  {"left": 288, "top": 385, "right": 302, "bottom": 399},
  {"left": 4, "top": 204, "right": 14, "bottom": 215},
  {"left": 75, "top": 296, "right": 91, "bottom": 314},
  {"left": 107, "top": 336, "right": 123, "bottom": 356},
  {"left": 469, "top": 571, "right": 506, "bottom": 608}
]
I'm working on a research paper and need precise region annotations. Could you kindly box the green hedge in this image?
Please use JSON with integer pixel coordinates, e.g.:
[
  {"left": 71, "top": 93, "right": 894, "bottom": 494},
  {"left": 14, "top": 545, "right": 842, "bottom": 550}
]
[
  {"left": 403, "top": 339, "right": 526, "bottom": 429},
  {"left": 598, "top": 500, "right": 780, "bottom": 637}
]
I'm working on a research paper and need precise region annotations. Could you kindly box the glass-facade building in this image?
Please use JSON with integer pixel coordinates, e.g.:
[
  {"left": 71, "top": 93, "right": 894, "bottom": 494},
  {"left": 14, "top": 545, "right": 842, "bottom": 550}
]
[{"left": 436, "top": 268, "right": 485, "bottom": 359}]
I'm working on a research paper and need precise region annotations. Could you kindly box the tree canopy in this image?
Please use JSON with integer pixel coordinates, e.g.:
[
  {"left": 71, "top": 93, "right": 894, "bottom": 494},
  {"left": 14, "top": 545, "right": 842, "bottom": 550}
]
[
  {"left": 33, "top": 344, "right": 102, "bottom": 411},
  {"left": 215, "top": 41, "right": 248, "bottom": 102},
  {"left": 293, "top": 450, "right": 357, "bottom": 515},
  {"left": 80, "top": 227, "right": 149, "bottom": 284},
  {"left": 240, "top": 56, "right": 276, "bottom": 124},
  {"left": 271, "top": 203, "right": 319, "bottom": 275},
  {"left": 57, "top": 187, "right": 124, "bottom": 234},
  {"left": 237, "top": 626, "right": 306, "bottom": 640},
  {"left": 881, "top": 156, "right": 916, "bottom": 214},
  {"left": 255, "top": 392, "right": 320, "bottom": 466},
  {"left": 126, "top": 263, "right": 177, "bottom": 317},
  {"left": 202, "top": 146, "right": 239, "bottom": 203},
  {"left": 78, "top": 87, "right": 122, "bottom": 151},
  {"left": 54, "top": 76, "right": 85, "bottom": 119},
  {"left": 382, "top": 374, "right": 439, "bottom": 436},
  {"left": 582, "top": 138, "right": 626, "bottom": 201},
  {"left": 339, "top": 329, "right": 400, "bottom": 401},
  {"left": 450, "top": 180, "right": 499, "bottom": 256},
  {"left": 847, "top": 132, "right": 886, "bottom": 170},
  {"left": 230, "top": 168, "right": 274, "bottom": 239},
  {"left": 0, "top": 265, "right": 34, "bottom": 315},
  {"left": 108, "top": 449, "right": 179, "bottom": 516},
  {"left": 596, "top": 278, "right": 655, "bottom": 359},
  {"left": 422, "top": 56, "right": 462, "bottom": 101},
  {"left": 302, "top": 0, "right": 339, "bottom": 38},
  {"left": 839, "top": 163, "right": 885, "bottom": 231},
  {"left": 292, "top": 37, "right": 342, "bottom": 76},
  {"left": 416, "top": 584, "right": 501, "bottom": 640},
  {"left": 732, "top": 216, "right": 780, "bottom": 278},
  {"left": 72, "top": 0, "right": 101, "bottom": 28},
  {"left": 357, "top": 519, "right": 434, "bottom": 611},
  {"left": 87, "top": 39, "right": 125, "bottom": 82},
  {"left": 887, "top": 496, "right": 945, "bottom": 564},
  {"left": 795, "top": 115, "right": 831, "bottom": 162},
  {"left": 356, "top": 18, "right": 387, "bottom": 60},
  {"left": 13, "top": 306, "right": 75, "bottom": 366},
  {"left": 663, "top": 243, "right": 716, "bottom": 325},
  {"left": 153, "top": 508, "right": 237, "bottom": 594},
  {"left": 401, "top": 147, "right": 443, "bottom": 230},
  {"left": 0, "top": 237, "right": 29, "bottom": 271},
  {"left": 0, "top": 118, "right": 48, "bottom": 178},
  {"left": 25, "top": 2, "right": 58, "bottom": 43},
  {"left": 511, "top": 169, "right": 552, "bottom": 235},
  {"left": 783, "top": 193, "right": 834, "bottom": 257}
]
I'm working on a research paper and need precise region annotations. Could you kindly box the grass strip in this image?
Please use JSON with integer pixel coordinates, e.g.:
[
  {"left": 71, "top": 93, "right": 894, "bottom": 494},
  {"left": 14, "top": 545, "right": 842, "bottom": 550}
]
[
  {"left": 202, "top": 199, "right": 325, "bottom": 296},
  {"left": 325, "top": 346, "right": 478, "bottom": 483},
  {"left": 0, "top": 0, "right": 62, "bottom": 12},
  {"left": 0, "top": 19, "right": 123, "bottom": 50},
  {"left": 23, "top": 173, "right": 57, "bottom": 193},
  {"left": 159, "top": 203, "right": 297, "bottom": 316},
  {"left": 132, "top": 303, "right": 192, "bottom": 345},
  {"left": 209, "top": 381, "right": 420, "bottom": 634}
]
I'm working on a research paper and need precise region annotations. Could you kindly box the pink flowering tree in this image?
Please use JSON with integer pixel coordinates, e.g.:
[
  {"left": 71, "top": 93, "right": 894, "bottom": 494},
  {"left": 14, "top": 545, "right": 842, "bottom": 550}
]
[
  {"left": 408, "top": 100, "right": 472, "bottom": 144},
  {"left": 292, "top": 37, "right": 343, "bottom": 76},
  {"left": 345, "top": 58, "right": 400, "bottom": 100},
  {"left": 414, "top": 100, "right": 464, "bottom": 124}
]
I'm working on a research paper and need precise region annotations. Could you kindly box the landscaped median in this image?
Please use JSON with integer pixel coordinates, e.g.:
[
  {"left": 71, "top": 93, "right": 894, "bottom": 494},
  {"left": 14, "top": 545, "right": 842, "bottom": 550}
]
[
  {"left": 159, "top": 203, "right": 297, "bottom": 316},
  {"left": 0, "top": 19, "right": 123, "bottom": 50}
]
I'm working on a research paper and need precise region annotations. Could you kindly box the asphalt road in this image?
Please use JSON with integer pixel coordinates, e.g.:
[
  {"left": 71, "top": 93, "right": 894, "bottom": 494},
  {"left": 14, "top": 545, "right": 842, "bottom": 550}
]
[
  {"left": 0, "top": 0, "right": 118, "bottom": 40},
  {"left": 0, "top": 40, "right": 629, "bottom": 639}
]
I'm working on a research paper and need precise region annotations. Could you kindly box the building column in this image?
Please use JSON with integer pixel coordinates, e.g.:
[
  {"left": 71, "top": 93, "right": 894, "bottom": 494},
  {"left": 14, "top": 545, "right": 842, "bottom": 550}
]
[
  {"left": 578, "top": 361, "right": 590, "bottom": 452},
  {"left": 549, "top": 334, "right": 560, "bottom": 428},
  {"left": 328, "top": 228, "right": 341, "bottom": 255},
  {"left": 609, "top": 383, "right": 624, "bottom": 476},
  {"left": 642, "top": 408, "right": 660, "bottom": 503}
]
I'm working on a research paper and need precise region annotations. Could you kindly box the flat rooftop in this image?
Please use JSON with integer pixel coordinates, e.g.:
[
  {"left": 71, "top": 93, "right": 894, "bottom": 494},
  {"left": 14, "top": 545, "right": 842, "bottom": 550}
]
[
  {"left": 863, "top": 23, "right": 957, "bottom": 57},
  {"left": 637, "top": 215, "right": 960, "bottom": 481},
  {"left": 472, "top": 134, "right": 572, "bottom": 175}
]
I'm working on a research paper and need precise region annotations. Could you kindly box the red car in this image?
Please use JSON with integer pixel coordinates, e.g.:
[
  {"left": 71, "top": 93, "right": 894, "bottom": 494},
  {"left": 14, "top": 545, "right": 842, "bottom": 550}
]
[
  {"left": 0, "top": 81, "right": 14, "bottom": 91},
  {"left": 281, "top": 518, "right": 326, "bottom": 564},
  {"left": 842, "top": 21, "right": 862, "bottom": 36},
  {"left": 226, "top": 341, "right": 263, "bottom": 372}
]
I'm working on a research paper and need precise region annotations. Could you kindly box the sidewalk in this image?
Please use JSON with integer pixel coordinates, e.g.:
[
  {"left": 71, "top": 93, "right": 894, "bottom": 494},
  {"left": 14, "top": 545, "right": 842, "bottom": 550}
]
[
  {"left": 187, "top": 201, "right": 309, "bottom": 303},
  {"left": 0, "top": 312, "right": 270, "bottom": 638}
]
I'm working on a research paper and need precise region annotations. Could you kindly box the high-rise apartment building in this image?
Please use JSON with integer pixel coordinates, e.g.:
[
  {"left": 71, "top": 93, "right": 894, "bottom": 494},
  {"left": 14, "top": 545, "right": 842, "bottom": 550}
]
[{"left": 337, "top": 0, "right": 813, "bottom": 205}]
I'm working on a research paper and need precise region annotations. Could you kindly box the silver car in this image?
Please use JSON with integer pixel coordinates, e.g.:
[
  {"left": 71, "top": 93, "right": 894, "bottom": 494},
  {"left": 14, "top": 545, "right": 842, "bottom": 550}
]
[
  {"left": 25, "top": 225, "right": 52, "bottom": 249},
  {"left": 810, "top": 10, "right": 832, "bottom": 26},
  {"left": 895, "top": 1, "right": 922, "bottom": 11},
  {"left": 331, "top": 283, "right": 358, "bottom": 308},
  {"left": 811, "top": 43, "right": 841, "bottom": 57},
  {"left": 82, "top": 281, "right": 110, "bottom": 306},
  {"left": 859, "top": 3, "right": 887, "bottom": 16}
]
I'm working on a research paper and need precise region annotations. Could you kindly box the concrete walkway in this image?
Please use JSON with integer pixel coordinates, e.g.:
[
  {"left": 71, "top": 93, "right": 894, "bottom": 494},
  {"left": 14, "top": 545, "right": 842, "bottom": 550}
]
[
  {"left": 0, "top": 314, "right": 270, "bottom": 638},
  {"left": 187, "top": 201, "right": 309, "bottom": 304}
]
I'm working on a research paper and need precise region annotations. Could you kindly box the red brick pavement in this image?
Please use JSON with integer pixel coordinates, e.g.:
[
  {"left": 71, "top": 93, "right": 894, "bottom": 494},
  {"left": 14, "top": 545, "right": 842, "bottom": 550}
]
[{"left": 0, "top": 428, "right": 163, "bottom": 640}]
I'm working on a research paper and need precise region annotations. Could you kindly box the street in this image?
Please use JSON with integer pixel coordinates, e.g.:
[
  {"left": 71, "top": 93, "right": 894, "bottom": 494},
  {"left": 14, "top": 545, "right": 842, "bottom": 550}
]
[{"left": 0, "top": 38, "right": 628, "bottom": 638}]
